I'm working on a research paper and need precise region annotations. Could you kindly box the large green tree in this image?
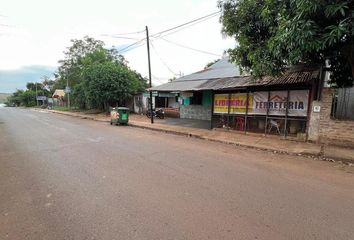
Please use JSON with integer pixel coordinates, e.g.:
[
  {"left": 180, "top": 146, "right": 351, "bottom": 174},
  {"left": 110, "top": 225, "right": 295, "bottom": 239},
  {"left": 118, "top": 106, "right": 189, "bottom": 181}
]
[
  {"left": 54, "top": 36, "right": 124, "bottom": 89},
  {"left": 219, "top": 0, "right": 354, "bottom": 87},
  {"left": 53, "top": 36, "right": 145, "bottom": 110},
  {"left": 82, "top": 62, "right": 145, "bottom": 111}
]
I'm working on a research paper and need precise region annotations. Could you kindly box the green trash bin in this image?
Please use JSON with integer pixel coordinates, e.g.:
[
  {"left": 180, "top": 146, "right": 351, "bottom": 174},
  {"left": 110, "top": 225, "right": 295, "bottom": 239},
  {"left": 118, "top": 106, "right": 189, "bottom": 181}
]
[{"left": 110, "top": 107, "right": 129, "bottom": 125}]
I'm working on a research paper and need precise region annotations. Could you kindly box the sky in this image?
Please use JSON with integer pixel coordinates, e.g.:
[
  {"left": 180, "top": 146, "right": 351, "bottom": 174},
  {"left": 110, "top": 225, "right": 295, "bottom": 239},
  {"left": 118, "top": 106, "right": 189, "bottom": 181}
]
[{"left": 0, "top": 0, "right": 235, "bottom": 93}]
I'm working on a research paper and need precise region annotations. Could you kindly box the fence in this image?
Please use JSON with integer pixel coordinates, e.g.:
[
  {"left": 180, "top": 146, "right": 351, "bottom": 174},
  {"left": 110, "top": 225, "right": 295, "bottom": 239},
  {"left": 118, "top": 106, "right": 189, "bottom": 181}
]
[{"left": 331, "top": 87, "right": 354, "bottom": 120}]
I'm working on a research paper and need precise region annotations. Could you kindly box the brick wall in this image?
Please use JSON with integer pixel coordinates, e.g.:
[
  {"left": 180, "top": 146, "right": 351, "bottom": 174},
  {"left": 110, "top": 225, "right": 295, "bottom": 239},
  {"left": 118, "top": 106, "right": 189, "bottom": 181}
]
[{"left": 309, "top": 88, "right": 354, "bottom": 147}]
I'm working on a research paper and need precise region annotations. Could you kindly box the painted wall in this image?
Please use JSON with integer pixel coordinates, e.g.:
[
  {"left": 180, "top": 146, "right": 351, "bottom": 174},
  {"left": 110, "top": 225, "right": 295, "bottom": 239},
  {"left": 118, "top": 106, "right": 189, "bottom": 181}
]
[
  {"left": 180, "top": 105, "right": 212, "bottom": 120},
  {"left": 180, "top": 91, "right": 212, "bottom": 120}
]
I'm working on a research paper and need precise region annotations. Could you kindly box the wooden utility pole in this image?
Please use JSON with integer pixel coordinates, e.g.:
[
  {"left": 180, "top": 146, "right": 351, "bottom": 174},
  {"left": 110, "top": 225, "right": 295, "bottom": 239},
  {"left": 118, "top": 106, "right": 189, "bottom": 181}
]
[
  {"left": 66, "top": 79, "right": 70, "bottom": 110},
  {"left": 35, "top": 83, "right": 39, "bottom": 106},
  {"left": 146, "top": 26, "right": 154, "bottom": 124}
]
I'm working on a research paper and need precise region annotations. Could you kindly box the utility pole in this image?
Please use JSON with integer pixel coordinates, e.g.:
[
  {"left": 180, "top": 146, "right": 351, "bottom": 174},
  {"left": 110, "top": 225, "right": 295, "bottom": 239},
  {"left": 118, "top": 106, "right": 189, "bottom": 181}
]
[
  {"left": 66, "top": 79, "right": 70, "bottom": 109},
  {"left": 146, "top": 26, "right": 154, "bottom": 124},
  {"left": 35, "top": 83, "right": 38, "bottom": 106}
]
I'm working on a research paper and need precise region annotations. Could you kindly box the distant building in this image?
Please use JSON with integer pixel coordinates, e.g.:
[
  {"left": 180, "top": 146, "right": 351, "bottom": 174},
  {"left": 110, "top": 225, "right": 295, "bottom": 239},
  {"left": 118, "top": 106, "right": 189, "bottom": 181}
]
[{"left": 52, "top": 89, "right": 66, "bottom": 107}]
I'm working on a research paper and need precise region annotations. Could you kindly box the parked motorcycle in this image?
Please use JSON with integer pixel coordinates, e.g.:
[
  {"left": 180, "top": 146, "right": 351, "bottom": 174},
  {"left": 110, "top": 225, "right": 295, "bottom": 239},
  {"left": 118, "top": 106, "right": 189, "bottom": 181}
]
[{"left": 146, "top": 108, "right": 165, "bottom": 119}]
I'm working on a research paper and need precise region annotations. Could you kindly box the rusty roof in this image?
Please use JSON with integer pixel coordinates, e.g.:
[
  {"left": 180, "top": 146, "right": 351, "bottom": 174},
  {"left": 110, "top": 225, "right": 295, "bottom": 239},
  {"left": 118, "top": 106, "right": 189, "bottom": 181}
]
[{"left": 151, "top": 62, "right": 320, "bottom": 92}]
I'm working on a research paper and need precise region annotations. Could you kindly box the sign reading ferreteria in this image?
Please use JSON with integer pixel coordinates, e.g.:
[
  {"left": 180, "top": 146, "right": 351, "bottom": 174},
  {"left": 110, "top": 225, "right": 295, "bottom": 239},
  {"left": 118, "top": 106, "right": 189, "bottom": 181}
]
[{"left": 213, "top": 90, "right": 309, "bottom": 117}]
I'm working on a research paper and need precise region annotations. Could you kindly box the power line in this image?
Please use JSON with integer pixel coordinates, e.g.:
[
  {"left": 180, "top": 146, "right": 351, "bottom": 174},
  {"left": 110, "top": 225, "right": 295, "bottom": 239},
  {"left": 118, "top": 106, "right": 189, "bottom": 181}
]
[
  {"left": 119, "top": 41, "right": 145, "bottom": 54},
  {"left": 118, "top": 38, "right": 146, "bottom": 53},
  {"left": 150, "top": 11, "right": 220, "bottom": 38},
  {"left": 154, "top": 13, "right": 219, "bottom": 39},
  {"left": 116, "top": 11, "right": 221, "bottom": 55},
  {"left": 150, "top": 41, "right": 177, "bottom": 76},
  {"left": 101, "top": 34, "right": 140, "bottom": 40},
  {"left": 108, "top": 29, "right": 145, "bottom": 36},
  {"left": 158, "top": 37, "right": 221, "bottom": 57}
]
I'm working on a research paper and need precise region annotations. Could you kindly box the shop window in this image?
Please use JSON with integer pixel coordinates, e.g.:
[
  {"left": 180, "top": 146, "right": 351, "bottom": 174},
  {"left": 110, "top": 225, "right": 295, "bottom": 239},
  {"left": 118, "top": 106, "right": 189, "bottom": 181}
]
[{"left": 190, "top": 92, "right": 203, "bottom": 105}]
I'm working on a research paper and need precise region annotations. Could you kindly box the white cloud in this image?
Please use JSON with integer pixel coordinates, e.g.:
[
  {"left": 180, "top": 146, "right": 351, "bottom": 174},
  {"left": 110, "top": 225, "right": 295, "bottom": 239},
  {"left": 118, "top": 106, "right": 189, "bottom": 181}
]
[{"left": 0, "top": 0, "right": 235, "bottom": 87}]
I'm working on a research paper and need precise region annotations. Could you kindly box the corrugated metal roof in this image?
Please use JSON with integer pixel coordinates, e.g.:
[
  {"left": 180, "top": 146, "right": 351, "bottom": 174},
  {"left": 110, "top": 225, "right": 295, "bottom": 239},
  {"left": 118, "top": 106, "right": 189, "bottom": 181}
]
[
  {"left": 52, "top": 89, "right": 65, "bottom": 97},
  {"left": 150, "top": 58, "right": 320, "bottom": 92},
  {"left": 151, "top": 79, "right": 209, "bottom": 92},
  {"left": 174, "top": 57, "right": 242, "bottom": 82},
  {"left": 195, "top": 70, "right": 320, "bottom": 90}
]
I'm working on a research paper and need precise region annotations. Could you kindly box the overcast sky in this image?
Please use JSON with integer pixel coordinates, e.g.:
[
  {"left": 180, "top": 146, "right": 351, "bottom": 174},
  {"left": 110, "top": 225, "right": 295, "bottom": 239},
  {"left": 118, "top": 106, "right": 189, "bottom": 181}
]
[{"left": 0, "top": 0, "right": 235, "bottom": 93}]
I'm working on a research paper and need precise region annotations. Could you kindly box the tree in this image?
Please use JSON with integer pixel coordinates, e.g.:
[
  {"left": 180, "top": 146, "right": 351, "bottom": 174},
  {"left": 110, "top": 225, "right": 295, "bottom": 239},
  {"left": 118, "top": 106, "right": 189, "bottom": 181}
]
[
  {"left": 7, "top": 81, "right": 51, "bottom": 107},
  {"left": 82, "top": 62, "right": 145, "bottom": 111},
  {"left": 42, "top": 76, "right": 56, "bottom": 94},
  {"left": 52, "top": 36, "right": 146, "bottom": 110},
  {"left": 7, "top": 90, "right": 24, "bottom": 106},
  {"left": 54, "top": 36, "right": 127, "bottom": 89},
  {"left": 19, "top": 90, "right": 37, "bottom": 107},
  {"left": 54, "top": 36, "right": 105, "bottom": 89},
  {"left": 205, "top": 59, "right": 220, "bottom": 69},
  {"left": 219, "top": 0, "right": 354, "bottom": 87}
]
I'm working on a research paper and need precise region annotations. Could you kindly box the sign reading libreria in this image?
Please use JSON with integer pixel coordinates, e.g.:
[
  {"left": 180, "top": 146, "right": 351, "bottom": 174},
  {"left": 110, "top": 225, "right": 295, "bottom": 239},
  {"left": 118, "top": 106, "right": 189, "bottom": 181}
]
[{"left": 213, "top": 90, "right": 309, "bottom": 117}]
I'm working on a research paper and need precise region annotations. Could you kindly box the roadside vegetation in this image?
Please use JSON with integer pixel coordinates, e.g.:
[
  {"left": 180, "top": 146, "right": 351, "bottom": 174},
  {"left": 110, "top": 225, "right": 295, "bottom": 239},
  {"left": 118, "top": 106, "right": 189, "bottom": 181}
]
[
  {"left": 6, "top": 83, "right": 51, "bottom": 107},
  {"left": 219, "top": 0, "right": 354, "bottom": 87},
  {"left": 6, "top": 36, "right": 147, "bottom": 111}
]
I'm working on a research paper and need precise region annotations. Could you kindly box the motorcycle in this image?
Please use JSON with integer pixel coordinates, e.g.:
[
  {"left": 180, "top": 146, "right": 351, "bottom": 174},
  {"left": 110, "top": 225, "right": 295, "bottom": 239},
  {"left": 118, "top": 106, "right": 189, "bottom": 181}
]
[{"left": 146, "top": 108, "right": 165, "bottom": 119}]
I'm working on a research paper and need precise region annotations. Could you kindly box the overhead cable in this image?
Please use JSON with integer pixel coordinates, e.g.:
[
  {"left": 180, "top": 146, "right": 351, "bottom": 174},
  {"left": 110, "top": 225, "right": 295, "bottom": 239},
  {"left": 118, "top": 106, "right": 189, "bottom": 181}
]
[
  {"left": 150, "top": 41, "right": 177, "bottom": 75},
  {"left": 158, "top": 37, "right": 221, "bottom": 57}
]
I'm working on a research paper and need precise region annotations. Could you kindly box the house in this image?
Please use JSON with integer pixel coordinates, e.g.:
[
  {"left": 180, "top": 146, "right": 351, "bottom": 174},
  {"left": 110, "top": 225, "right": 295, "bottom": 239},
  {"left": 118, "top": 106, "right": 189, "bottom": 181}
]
[
  {"left": 52, "top": 89, "right": 66, "bottom": 107},
  {"left": 151, "top": 57, "right": 242, "bottom": 120}
]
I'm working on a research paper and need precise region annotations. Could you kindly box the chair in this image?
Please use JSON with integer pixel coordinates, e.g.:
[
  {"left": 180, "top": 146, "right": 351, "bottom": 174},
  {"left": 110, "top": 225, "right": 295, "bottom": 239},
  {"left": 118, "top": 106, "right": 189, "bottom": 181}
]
[
  {"left": 268, "top": 119, "right": 281, "bottom": 134},
  {"left": 235, "top": 117, "right": 245, "bottom": 131}
]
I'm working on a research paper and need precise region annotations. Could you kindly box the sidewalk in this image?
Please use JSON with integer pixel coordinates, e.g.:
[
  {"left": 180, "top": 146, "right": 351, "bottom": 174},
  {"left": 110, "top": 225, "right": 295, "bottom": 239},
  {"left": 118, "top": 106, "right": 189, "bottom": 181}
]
[{"left": 43, "top": 109, "right": 354, "bottom": 164}]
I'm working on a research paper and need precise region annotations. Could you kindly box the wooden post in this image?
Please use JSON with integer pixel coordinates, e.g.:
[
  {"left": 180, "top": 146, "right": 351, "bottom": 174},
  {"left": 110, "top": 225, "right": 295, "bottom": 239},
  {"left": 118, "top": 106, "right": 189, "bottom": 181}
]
[
  {"left": 284, "top": 89, "right": 290, "bottom": 137},
  {"left": 244, "top": 90, "right": 249, "bottom": 134},
  {"left": 146, "top": 26, "right": 154, "bottom": 124},
  {"left": 210, "top": 91, "right": 214, "bottom": 130},
  {"left": 264, "top": 91, "right": 271, "bottom": 135}
]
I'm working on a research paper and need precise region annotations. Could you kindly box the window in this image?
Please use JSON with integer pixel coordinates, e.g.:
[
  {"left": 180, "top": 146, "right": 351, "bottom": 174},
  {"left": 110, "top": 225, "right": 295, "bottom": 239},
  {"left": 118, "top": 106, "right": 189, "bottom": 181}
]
[{"left": 190, "top": 92, "right": 203, "bottom": 105}]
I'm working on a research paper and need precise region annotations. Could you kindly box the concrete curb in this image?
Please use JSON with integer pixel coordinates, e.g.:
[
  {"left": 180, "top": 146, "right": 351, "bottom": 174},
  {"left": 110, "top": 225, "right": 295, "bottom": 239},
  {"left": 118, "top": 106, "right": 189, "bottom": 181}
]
[{"left": 40, "top": 109, "right": 354, "bottom": 164}]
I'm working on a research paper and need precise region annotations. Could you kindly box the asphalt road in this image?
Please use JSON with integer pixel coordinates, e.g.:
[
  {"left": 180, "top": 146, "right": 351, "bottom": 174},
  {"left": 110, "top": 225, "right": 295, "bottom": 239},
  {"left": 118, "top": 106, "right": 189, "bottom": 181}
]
[{"left": 1, "top": 108, "right": 354, "bottom": 240}]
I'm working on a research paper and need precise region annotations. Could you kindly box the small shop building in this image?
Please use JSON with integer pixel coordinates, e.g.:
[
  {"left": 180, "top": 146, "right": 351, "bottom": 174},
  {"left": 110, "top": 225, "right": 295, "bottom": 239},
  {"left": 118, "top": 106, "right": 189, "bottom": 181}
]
[{"left": 150, "top": 58, "right": 326, "bottom": 141}]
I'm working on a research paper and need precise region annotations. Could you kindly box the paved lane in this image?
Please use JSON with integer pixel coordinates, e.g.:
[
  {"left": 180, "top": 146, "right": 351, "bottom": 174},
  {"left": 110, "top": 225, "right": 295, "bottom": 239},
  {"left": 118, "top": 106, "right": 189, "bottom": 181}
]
[{"left": 0, "top": 108, "right": 354, "bottom": 240}]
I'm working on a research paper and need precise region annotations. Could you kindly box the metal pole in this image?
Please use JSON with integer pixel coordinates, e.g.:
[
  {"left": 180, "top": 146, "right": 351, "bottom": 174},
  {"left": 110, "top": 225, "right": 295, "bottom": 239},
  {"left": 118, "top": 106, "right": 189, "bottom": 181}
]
[{"left": 146, "top": 26, "right": 154, "bottom": 124}]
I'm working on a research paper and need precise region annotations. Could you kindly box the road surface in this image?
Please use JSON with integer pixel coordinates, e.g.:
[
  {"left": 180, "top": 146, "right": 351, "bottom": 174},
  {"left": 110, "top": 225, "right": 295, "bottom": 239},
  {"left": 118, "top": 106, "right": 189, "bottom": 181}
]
[{"left": 1, "top": 108, "right": 354, "bottom": 240}]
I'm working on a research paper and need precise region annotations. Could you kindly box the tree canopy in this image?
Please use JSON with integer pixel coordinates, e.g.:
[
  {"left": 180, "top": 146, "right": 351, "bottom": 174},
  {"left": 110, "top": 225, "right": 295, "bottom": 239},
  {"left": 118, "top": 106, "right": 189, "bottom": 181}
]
[
  {"left": 219, "top": 0, "right": 354, "bottom": 87},
  {"left": 7, "top": 82, "right": 50, "bottom": 107},
  {"left": 54, "top": 36, "right": 146, "bottom": 111},
  {"left": 82, "top": 62, "right": 145, "bottom": 111}
]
